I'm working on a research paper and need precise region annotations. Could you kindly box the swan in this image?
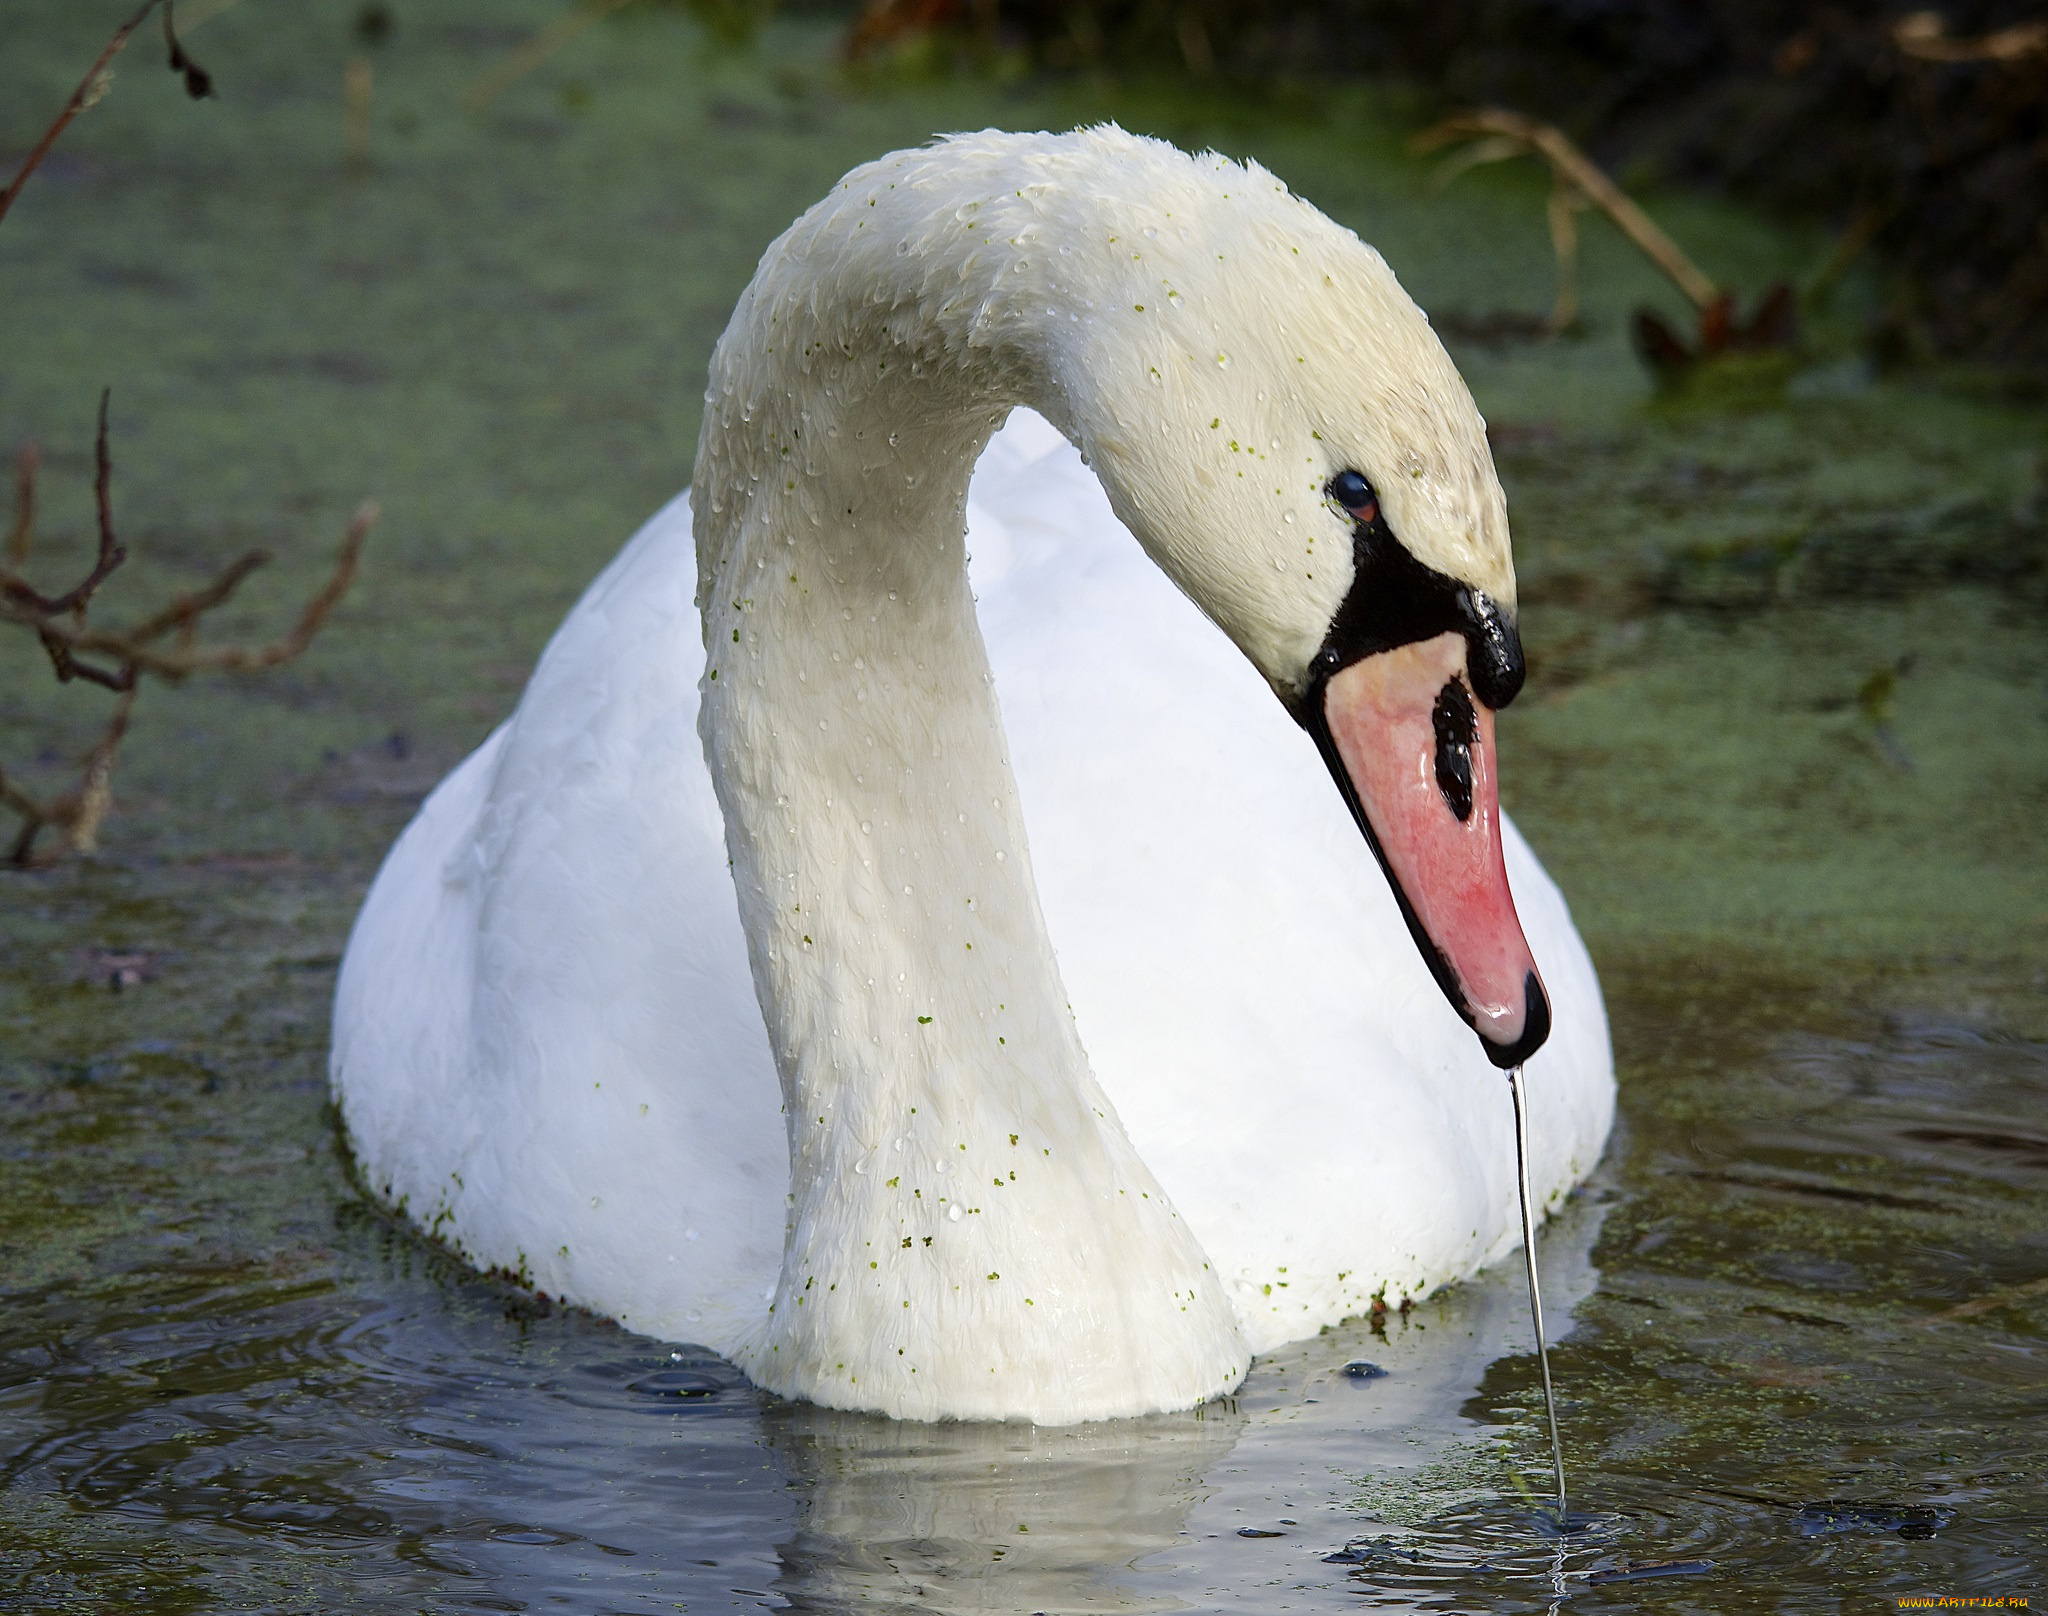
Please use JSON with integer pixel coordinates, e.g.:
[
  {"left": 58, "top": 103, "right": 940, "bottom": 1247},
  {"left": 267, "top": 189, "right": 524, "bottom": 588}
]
[{"left": 332, "top": 126, "right": 1615, "bottom": 1425}]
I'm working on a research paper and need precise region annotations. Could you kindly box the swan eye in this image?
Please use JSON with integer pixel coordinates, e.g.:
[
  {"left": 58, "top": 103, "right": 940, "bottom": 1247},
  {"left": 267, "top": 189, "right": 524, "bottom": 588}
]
[{"left": 1326, "top": 470, "right": 1378, "bottom": 524}]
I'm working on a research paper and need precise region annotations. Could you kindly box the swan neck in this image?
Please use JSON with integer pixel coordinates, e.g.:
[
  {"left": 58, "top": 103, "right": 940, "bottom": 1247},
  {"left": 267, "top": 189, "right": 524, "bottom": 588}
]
[{"left": 688, "top": 145, "right": 1245, "bottom": 1419}]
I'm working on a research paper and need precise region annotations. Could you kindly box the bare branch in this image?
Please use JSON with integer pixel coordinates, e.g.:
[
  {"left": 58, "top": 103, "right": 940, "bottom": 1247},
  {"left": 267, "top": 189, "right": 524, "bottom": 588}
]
[
  {"left": 0, "top": 0, "right": 210, "bottom": 228},
  {"left": 1415, "top": 108, "right": 1721, "bottom": 311},
  {"left": 121, "top": 548, "right": 272, "bottom": 644},
  {"left": 0, "top": 391, "right": 129, "bottom": 620},
  {"left": 0, "top": 0, "right": 357, "bottom": 871},
  {"left": 1, "top": 688, "right": 137, "bottom": 868},
  {"left": 31, "top": 622, "right": 137, "bottom": 692},
  {"left": 63, "top": 687, "right": 137, "bottom": 855},
  {"left": 67, "top": 387, "right": 129, "bottom": 615},
  {"left": 17, "top": 503, "right": 375, "bottom": 682},
  {"left": 1544, "top": 171, "right": 1586, "bottom": 334},
  {"left": 0, "top": 0, "right": 158, "bottom": 228},
  {"left": 0, "top": 406, "right": 375, "bottom": 864}
]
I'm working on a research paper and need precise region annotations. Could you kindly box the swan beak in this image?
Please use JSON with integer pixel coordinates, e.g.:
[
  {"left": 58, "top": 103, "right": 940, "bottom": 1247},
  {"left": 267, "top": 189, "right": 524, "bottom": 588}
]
[{"left": 1318, "top": 631, "right": 1551, "bottom": 1068}]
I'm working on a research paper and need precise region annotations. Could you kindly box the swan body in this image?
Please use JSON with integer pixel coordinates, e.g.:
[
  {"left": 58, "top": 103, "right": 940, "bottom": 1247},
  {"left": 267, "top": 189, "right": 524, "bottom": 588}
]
[{"left": 333, "top": 127, "right": 1615, "bottom": 1423}]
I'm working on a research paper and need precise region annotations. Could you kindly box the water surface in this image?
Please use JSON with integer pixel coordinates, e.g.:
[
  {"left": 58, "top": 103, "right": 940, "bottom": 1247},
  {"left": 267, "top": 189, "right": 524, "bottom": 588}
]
[{"left": 3, "top": 3, "right": 2044, "bottom": 1610}]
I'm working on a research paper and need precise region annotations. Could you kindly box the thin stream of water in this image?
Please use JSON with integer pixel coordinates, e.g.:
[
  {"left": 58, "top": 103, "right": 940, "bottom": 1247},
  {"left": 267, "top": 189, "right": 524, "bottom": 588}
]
[{"left": 1509, "top": 1061, "right": 1570, "bottom": 1531}]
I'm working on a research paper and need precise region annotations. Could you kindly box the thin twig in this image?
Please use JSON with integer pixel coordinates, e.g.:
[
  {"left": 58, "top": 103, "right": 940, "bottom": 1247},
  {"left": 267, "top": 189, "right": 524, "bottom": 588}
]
[
  {"left": 1, "top": 391, "right": 128, "bottom": 621},
  {"left": 120, "top": 549, "right": 271, "bottom": 644},
  {"left": 77, "top": 385, "right": 127, "bottom": 615},
  {"left": 0, "top": 687, "right": 137, "bottom": 867},
  {"left": 0, "top": 0, "right": 158, "bottom": 228},
  {"left": 0, "top": 0, "right": 210, "bottom": 228},
  {"left": 7, "top": 503, "right": 375, "bottom": 682},
  {"left": 2, "top": 772, "right": 48, "bottom": 866},
  {"left": 1415, "top": 108, "right": 1721, "bottom": 311},
  {"left": 0, "top": 415, "right": 375, "bottom": 863},
  {"left": 59, "top": 687, "right": 136, "bottom": 857},
  {"left": 1, "top": 0, "right": 359, "bottom": 870},
  {"left": 1544, "top": 171, "right": 1586, "bottom": 333}
]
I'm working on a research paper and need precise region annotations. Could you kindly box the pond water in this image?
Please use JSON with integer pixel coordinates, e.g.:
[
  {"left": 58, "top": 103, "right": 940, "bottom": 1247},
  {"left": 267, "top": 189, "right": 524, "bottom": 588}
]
[{"left": 3, "top": 3, "right": 2045, "bottom": 1612}]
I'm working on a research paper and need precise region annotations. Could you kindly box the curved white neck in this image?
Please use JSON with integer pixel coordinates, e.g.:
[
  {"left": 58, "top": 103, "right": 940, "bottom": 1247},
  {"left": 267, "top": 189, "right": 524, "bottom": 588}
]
[{"left": 692, "top": 142, "right": 1247, "bottom": 1420}]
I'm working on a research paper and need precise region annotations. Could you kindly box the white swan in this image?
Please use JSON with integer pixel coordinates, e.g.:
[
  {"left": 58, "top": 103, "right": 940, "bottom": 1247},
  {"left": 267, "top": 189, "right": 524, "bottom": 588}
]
[{"left": 332, "top": 126, "right": 1614, "bottom": 1424}]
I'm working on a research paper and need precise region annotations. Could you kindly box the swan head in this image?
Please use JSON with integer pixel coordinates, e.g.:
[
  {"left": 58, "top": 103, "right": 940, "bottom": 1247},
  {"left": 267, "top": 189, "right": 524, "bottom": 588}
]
[{"left": 1039, "top": 130, "right": 1548, "bottom": 1066}]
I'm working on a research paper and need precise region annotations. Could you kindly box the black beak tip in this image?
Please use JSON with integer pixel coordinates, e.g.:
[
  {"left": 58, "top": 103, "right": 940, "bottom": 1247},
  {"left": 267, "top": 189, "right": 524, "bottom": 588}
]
[{"left": 1479, "top": 972, "right": 1552, "bottom": 1070}]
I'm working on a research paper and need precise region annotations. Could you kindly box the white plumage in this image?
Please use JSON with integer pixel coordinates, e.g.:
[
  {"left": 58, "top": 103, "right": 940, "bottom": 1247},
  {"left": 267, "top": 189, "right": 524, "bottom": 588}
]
[{"left": 333, "top": 127, "right": 1614, "bottom": 1424}]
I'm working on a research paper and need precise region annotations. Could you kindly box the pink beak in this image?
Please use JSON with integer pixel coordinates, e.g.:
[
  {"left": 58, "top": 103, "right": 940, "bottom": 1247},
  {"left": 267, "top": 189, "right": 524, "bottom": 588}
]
[{"left": 1320, "top": 631, "right": 1550, "bottom": 1066}]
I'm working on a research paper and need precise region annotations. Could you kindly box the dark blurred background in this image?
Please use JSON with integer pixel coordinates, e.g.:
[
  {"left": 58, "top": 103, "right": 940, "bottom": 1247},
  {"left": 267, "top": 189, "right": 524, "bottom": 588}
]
[{"left": 845, "top": 0, "right": 2048, "bottom": 370}]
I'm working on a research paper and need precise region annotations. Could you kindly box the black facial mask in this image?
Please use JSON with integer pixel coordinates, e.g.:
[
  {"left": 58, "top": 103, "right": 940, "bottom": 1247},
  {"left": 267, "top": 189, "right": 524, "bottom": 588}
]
[{"left": 1289, "top": 470, "right": 1525, "bottom": 723}]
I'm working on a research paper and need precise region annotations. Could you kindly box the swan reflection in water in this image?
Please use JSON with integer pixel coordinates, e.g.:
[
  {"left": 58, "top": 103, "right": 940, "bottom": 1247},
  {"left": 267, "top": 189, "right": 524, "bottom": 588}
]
[
  {"left": 754, "top": 1193, "right": 1605, "bottom": 1614},
  {"left": 763, "top": 1401, "right": 1236, "bottom": 1613}
]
